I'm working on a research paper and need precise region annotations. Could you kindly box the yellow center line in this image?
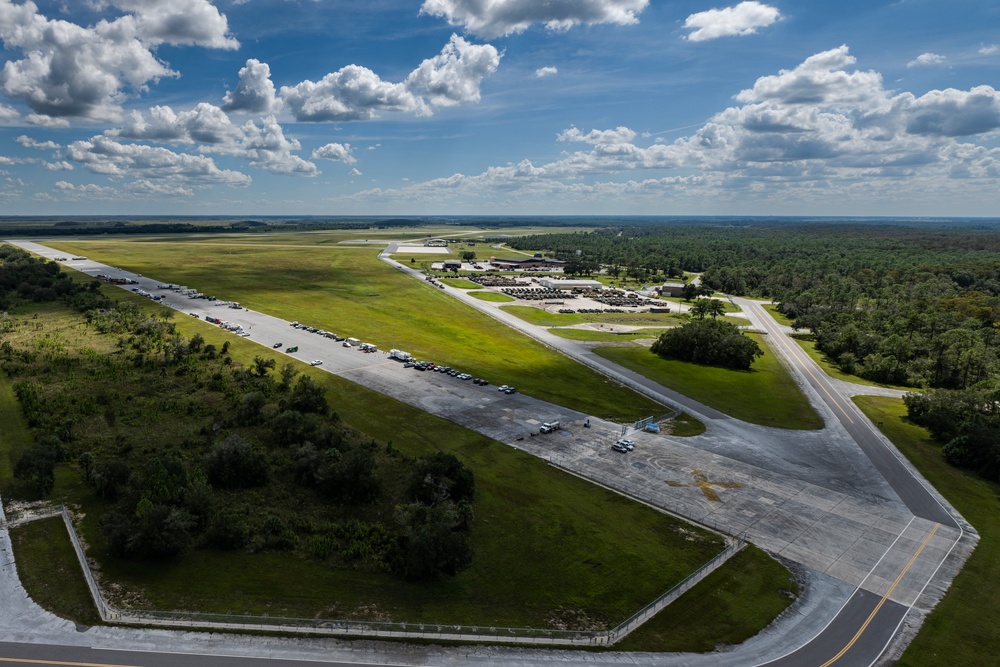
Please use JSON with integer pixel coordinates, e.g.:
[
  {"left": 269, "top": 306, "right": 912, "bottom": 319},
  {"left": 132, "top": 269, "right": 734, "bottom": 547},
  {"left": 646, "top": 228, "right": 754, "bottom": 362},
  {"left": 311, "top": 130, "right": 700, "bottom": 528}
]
[
  {"left": 751, "top": 303, "right": 855, "bottom": 424},
  {"left": 818, "top": 522, "right": 940, "bottom": 667},
  {"left": 0, "top": 658, "right": 139, "bottom": 667}
]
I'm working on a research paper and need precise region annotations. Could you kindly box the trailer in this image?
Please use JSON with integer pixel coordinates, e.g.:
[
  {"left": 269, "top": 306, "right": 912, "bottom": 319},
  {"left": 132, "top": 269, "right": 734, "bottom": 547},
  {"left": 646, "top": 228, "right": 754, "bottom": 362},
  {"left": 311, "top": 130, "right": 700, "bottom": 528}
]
[{"left": 389, "top": 349, "right": 412, "bottom": 362}]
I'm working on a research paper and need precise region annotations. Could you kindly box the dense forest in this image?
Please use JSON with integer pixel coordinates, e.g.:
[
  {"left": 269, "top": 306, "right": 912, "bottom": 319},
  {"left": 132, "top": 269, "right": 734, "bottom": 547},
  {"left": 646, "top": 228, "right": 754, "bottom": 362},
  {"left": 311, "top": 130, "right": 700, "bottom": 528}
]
[
  {"left": 0, "top": 245, "right": 474, "bottom": 580},
  {"left": 514, "top": 221, "right": 1000, "bottom": 482}
]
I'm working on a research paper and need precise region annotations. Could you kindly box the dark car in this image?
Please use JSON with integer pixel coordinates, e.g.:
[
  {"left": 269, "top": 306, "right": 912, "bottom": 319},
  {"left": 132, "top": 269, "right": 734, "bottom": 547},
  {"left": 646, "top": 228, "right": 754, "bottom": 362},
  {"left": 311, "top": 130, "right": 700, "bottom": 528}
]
[
  {"left": 504, "top": 387, "right": 517, "bottom": 394},
  {"left": 273, "top": 342, "right": 283, "bottom": 349}
]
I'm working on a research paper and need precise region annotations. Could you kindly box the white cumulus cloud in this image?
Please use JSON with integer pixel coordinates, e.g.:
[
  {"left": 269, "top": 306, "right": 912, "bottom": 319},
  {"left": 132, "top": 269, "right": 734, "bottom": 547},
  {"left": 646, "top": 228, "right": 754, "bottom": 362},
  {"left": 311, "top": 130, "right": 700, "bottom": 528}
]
[
  {"left": 93, "top": 0, "right": 238, "bottom": 49},
  {"left": 684, "top": 2, "right": 780, "bottom": 42},
  {"left": 312, "top": 143, "right": 357, "bottom": 164},
  {"left": 114, "top": 104, "right": 318, "bottom": 176},
  {"left": 980, "top": 44, "right": 1000, "bottom": 56},
  {"left": 16, "top": 135, "right": 60, "bottom": 150},
  {"left": 420, "top": 0, "right": 649, "bottom": 38},
  {"left": 558, "top": 126, "right": 637, "bottom": 144},
  {"left": 405, "top": 34, "right": 501, "bottom": 107},
  {"left": 53, "top": 181, "right": 118, "bottom": 200},
  {"left": 907, "top": 52, "right": 946, "bottom": 68},
  {"left": 0, "top": 0, "right": 236, "bottom": 121},
  {"left": 0, "top": 103, "right": 18, "bottom": 121},
  {"left": 280, "top": 35, "right": 500, "bottom": 122},
  {"left": 66, "top": 135, "right": 251, "bottom": 187},
  {"left": 535, "top": 66, "right": 558, "bottom": 78},
  {"left": 116, "top": 103, "right": 242, "bottom": 144},
  {"left": 347, "top": 46, "right": 1000, "bottom": 209},
  {"left": 222, "top": 59, "right": 280, "bottom": 113}
]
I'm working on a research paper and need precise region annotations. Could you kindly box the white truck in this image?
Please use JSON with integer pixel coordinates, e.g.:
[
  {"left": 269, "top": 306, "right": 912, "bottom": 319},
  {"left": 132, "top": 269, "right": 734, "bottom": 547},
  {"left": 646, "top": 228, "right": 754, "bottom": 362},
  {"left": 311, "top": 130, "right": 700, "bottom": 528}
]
[
  {"left": 389, "top": 349, "right": 413, "bottom": 362},
  {"left": 539, "top": 421, "right": 561, "bottom": 434}
]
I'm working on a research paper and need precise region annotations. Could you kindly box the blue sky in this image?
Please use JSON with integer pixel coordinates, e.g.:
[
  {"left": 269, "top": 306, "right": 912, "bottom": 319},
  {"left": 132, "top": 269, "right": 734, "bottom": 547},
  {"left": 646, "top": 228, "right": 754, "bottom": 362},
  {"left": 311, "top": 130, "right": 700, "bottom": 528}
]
[{"left": 1, "top": 0, "right": 999, "bottom": 216}]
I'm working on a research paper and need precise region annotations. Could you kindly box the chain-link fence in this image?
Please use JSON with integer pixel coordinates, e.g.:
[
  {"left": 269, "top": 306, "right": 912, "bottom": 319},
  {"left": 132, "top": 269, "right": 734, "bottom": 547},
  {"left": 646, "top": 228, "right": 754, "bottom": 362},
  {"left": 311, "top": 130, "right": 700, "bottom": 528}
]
[{"left": 56, "top": 505, "right": 743, "bottom": 646}]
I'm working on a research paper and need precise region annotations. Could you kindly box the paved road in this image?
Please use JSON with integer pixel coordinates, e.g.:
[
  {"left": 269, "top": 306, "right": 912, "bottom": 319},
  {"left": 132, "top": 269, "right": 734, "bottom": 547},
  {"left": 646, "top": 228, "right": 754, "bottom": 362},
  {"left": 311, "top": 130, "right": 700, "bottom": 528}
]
[
  {"left": 0, "top": 642, "right": 377, "bottom": 667},
  {"left": 736, "top": 299, "right": 956, "bottom": 528},
  {"left": 0, "top": 240, "right": 976, "bottom": 667}
]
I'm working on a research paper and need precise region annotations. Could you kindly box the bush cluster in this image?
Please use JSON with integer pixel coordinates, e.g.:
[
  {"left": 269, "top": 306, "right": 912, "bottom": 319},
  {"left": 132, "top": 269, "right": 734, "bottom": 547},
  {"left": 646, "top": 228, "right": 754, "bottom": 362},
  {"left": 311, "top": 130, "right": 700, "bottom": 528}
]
[{"left": 651, "top": 318, "right": 762, "bottom": 370}]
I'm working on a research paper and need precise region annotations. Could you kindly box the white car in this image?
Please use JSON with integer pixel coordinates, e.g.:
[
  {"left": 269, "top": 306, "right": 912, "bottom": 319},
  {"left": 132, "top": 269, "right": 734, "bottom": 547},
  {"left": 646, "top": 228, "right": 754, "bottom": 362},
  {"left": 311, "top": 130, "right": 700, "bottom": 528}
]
[
  {"left": 498, "top": 385, "right": 510, "bottom": 392},
  {"left": 616, "top": 439, "right": 635, "bottom": 451},
  {"left": 310, "top": 359, "right": 323, "bottom": 366}
]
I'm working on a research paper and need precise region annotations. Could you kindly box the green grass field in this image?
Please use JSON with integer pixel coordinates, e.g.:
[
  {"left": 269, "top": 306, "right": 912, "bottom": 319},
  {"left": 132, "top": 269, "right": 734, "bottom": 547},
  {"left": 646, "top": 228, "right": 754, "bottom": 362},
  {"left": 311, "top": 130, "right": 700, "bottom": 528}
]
[
  {"left": 853, "top": 397, "right": 1000, "bottom": 666},
  {"left": 9, "top": 516, "right": 101, "bottom": 627},
  {"left": 501, "top": 305, "right": 684, "bottom": 328},
  {"left": 548, "top": 328, "right": 666, "bottom": 342},
  {"left": 440, "top": 278, "right": 481, "bottom": 289},
  {"left": 668, "top": 412, "right": 707, "bottom": 437},
  {"left": 468, "top": 291, "right": 515, "bottom": 303},
  {"left": 44, "top": 238, "right": 663, "bottom": 423},
  {"left": 594, "top": 338, "right": 824, "bottom": 429},
  {"left": 614, "top": 545, "right": 797, "bottom": 652}
]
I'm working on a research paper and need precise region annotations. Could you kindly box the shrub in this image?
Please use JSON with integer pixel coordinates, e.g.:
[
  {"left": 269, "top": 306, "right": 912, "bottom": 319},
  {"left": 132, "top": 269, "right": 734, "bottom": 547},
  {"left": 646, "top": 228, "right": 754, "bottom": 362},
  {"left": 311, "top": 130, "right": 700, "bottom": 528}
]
[{"left": 203, "top": 434, "right": 269, "bottom": 489}]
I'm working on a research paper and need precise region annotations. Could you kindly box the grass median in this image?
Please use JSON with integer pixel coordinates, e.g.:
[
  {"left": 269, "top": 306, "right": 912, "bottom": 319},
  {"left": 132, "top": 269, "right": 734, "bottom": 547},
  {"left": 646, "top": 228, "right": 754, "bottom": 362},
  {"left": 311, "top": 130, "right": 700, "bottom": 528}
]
[
  {"left": 594, "top": 338, "right": 823, "bottom": 430},
  {"left": 853, "top": 396, "right": 999, "bottom": 666}
]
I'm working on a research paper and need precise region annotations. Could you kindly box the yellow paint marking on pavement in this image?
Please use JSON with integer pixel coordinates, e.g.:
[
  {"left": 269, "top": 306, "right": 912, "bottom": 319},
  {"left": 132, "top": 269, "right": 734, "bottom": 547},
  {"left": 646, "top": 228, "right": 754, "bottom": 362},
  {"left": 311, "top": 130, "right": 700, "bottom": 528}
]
[
  {"left": 819, "top": 522, "right": 941, "bottom": 667},
  {"left": 0, "top": 658, "right": 139, "bottom": 667}
]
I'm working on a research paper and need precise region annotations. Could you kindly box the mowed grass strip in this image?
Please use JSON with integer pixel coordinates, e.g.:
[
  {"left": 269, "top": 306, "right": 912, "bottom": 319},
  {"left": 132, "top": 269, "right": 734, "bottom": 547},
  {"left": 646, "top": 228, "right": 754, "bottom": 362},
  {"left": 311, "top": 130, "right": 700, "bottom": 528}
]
[
  {"left": 501, "top": 305, "right": 684, "bottom": 327},
  {"left": 853, "top": 396, "right": 1000, "bottom": 667},
  {"left": 439, "top": 278, "right": 481, "bottom": 289},
  {"left": 468, "top": 290, "right": 515, "bottom": 303},
  {"left": 548, "top": 328, "right": 666, "bottom": 342},
  {"left": 595, "top": 337, "right": 824, "bottom": 430},
  {"left": 9, "top": 516, "right": 102, "bottom": 627},
  {"left": 44, "top": 239, "right": 663, "bottom": 422},
  {"left": 613, "top": 545, "right": 798, "bottom": 653}
]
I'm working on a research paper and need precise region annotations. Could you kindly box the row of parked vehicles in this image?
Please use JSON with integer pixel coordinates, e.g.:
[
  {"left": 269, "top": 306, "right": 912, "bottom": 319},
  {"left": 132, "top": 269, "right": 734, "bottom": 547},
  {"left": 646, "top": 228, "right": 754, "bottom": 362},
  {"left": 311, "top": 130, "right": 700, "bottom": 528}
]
[{"left": 402, "top": 362, "right": 517, "bottom": 392}]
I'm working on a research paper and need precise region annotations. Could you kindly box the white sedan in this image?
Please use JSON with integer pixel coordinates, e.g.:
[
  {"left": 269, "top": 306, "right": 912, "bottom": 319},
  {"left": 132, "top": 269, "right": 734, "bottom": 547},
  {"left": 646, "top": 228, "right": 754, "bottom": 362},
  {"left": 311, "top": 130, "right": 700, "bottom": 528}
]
[{"left": 310, "top": 359, "right": 323, "bottom": 366}]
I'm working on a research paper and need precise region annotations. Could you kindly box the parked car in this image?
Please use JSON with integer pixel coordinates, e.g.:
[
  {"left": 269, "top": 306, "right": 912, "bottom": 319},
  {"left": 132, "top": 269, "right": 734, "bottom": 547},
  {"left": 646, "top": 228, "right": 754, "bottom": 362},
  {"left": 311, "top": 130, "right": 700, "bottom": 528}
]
[
  {"left": 273, "top": 342, "right": 283, "bottom": 348},
  {"left": 612, "top": 442, "right": 628, "bottom": 453},
  {"left": 504, "top": 387, "right": 517, "bottom": 394},
  {"left": 498, "top": 385, "right": 509, "bottom": 392},
  {"left": 616, "top": 439, "right": 635, "bottom": 451},
  {"left": 310, "top": 359, "right": 323, "bottom": 366}
]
